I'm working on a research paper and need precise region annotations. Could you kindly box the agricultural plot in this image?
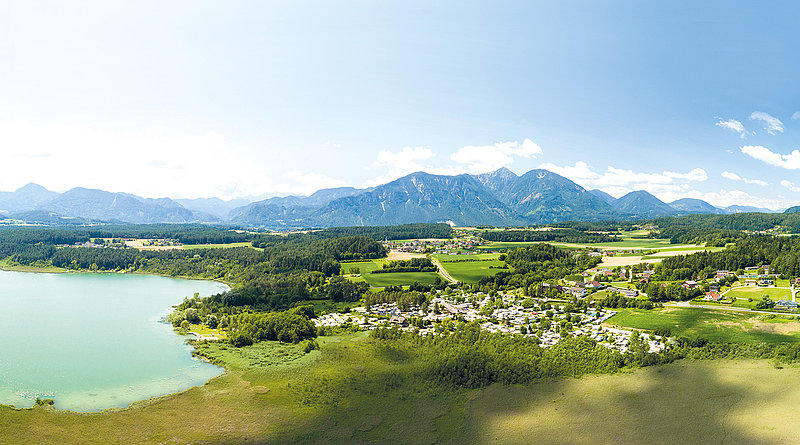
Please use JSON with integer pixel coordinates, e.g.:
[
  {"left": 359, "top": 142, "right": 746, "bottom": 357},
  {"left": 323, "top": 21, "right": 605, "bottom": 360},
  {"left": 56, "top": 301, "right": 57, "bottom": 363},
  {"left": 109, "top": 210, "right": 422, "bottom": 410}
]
[
  {"left": 608, "top": 307, "right": 800, "bottom": 342},
  {"left": 431, "top": 254, "right": 508, "bottom": 283},
  {"left": 361, "top": 271, "right": 440, "bottom": 288},
  {"left": 340, "top": 259, "right": 386, "bottom": 275}
]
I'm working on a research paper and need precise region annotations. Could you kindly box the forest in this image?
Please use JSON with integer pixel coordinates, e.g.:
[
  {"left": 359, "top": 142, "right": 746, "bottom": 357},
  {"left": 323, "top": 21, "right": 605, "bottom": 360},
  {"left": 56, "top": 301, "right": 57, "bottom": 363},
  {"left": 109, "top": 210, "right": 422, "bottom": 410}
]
[{"left": 480, "top": 228, "right": 619, "bottom": 243}]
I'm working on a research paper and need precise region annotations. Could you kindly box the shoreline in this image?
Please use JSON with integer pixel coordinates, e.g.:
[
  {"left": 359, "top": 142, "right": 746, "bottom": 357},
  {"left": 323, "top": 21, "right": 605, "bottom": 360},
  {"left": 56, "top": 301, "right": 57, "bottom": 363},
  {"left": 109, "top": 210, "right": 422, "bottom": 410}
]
[
  {"left": 0, "top": 261, "right": 233, "bottom": 290},
  {"left": 0, "top": 263, "right": 232, "bottom": 413}
]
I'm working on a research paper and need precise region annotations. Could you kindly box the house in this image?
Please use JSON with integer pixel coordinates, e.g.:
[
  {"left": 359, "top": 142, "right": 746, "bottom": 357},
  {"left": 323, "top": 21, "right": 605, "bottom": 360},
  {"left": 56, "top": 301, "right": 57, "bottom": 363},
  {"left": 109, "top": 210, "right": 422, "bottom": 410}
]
[
  {"left": 745, "top": 266, "right": 759, "bottom": 271},
  {"left": 704, "top": 292, "right": 722, "bottom": 302},
  {"left": 758, "top": 278, "right": 774, "bottom": 286},
  {"left": 609, "top": 286, "right": 638, "bottom": 298},
  {"left": 716, "top": 270, "right": 733, "bottom": 277},
  {"left": 585, "top": 281, "right": 604, "bottom": 289},
  {"left": 775, "top": 300, "right": 799, "bottom": 309},
  {"left": 564, "top": 286, "right": 588, "bottom": 298},
  {"left": 744, "top": 279, "right": 757, "bottom": 286},
  {"left": 682, "top": 281, "right": 697, "bottom": 289},
  {"left": 709, "top": 286, "right": 720, "bottom": 293},
  {"left": 389, "top": 315, "right": 407, "bottom": 326}
]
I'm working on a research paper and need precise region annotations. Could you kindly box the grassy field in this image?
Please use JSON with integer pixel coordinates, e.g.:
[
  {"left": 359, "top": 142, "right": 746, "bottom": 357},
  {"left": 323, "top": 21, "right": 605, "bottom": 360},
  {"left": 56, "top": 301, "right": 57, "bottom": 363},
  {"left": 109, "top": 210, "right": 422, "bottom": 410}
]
[
  {"left": 465, "top": 360, "right": 800, "bottom": 444},
  {"left": 726, "top": 286, "right": 792, "bottom": 300},
  {"left": 341, "top": 259, "right": 386, "bottom": 274},
  {"left": 362, "top": 271, "right": 441, "bottom": 287},
  {"left": 6, "top": 334, "right": 800, "bottom": 443},
  {"left": 431, "top": 254, "right": 506, "bottom": 283},
  {"left": 608, "top": 307, "right": 800, "bottom": 342}
]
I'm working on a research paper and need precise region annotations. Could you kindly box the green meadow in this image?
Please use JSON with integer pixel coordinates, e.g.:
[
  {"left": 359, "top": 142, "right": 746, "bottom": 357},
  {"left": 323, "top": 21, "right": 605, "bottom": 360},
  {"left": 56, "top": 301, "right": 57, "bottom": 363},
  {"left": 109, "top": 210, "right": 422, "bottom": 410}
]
[
  {"left": 608, "top": 307, "right": 800, "bottom": 342},
  {"left": 432, "top": 253, "right": 507, "bottom": 283},
  {"left": 5, "top": 334, "right": 800, "bottom": 443},
  {"left": 362, "top": 271, "right": 441, "bottom": 287}
]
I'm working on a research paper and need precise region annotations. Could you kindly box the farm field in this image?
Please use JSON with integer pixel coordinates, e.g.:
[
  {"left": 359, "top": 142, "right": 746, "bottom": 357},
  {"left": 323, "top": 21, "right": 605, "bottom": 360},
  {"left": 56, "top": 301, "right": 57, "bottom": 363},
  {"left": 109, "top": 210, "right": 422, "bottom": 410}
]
[
  {"left": 361, "top": 271, "right": 440, "bottom": 287},
  {"left": 607, "top": 307, "right": 800, "bottom": 342},
  {"left": 341, "top": 259, "right": 386, "bottom": 274},
  {"left": 431, "top": 253, "right": 507, "bottom": 283}
]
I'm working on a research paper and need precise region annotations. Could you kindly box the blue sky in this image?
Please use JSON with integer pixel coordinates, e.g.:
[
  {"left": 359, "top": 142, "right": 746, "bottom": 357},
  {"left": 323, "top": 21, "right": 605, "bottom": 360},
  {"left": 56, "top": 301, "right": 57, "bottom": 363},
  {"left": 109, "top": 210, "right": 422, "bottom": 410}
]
[{"left": 1, "top": 1, "right": 800, "bottom": 209}]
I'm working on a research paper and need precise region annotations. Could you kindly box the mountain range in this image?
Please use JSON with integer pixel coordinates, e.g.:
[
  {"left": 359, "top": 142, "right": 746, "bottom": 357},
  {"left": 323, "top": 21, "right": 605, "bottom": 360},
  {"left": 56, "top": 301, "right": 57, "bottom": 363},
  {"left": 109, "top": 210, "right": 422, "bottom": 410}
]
[{"left": 0, "top": 168, "right": 787, "bottom": 227}]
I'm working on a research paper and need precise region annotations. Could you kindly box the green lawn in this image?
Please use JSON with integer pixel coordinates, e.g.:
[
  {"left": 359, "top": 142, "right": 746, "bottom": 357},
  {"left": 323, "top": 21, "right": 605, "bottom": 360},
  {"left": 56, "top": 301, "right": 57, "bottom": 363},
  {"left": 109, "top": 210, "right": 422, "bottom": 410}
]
[
  {"left": 726, "top": 287, "right": 792, "bottom": 300},
  {"left": 362, "top": 271, "right": 441, "bottom": 287},
  {"left": 432, "top": 254, "right": 507, "bottom": 283},
  {"left": 607, "top": 307, "right": 800, "bottom": 342},
  {"left": 341, "top": 259, "right": 386, "bottom": 274}
]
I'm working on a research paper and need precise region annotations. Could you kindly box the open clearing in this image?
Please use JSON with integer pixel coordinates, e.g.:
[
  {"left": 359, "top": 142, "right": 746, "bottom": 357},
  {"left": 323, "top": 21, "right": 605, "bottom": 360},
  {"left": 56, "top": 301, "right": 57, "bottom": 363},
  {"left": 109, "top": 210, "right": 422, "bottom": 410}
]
[
  {"left": 726, "top": 286, "right": 792, "bottom": 300},
  {"left": 5, "top": 334, "right": 800, "bottom": 443},
  {"left": 608, "top": 307, "right": 800, "bottom": 342},
  {"left": 432, "top": 253, "right": 507, "bottom": 283},
  {"left": 466, "top": 360, "right": 800, "bottom": 444},
  {"left": 599, "top": 256, "right": 662, "bottom": 267},
  {"left": 362, "top": 271, "right": 440, "bottom": 287},
  {"left": 386, "top": 250, "right": 427, "bottom": 261}
]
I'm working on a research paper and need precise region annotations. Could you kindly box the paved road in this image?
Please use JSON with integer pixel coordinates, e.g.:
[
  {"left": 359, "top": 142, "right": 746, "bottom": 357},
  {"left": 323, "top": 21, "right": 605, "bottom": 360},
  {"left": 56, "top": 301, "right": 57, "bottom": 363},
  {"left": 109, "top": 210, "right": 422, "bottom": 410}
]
[{"left": 429, "top": 256, "right": 458, "bottom": 284}]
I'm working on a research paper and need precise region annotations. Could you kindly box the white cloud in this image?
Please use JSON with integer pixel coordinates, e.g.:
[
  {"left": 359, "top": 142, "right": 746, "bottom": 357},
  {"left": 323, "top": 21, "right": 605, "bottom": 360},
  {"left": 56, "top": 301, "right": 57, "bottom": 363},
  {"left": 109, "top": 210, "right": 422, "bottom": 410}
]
[
  {"left": 720, "top": 171, "right": 768, "bottom": 186},
  {"left": 279, "top": 171, "right": 348, "bottom": 196},
  {"left": 0, "top": 120, "right": 353, "bottom": 199},
  {"left": 740, "top": 145, "right": 800, "bottom": 169},
  {"left": 373, "top": 146, "right": 435, "bottom": 172},
  {"left": 538, "top": 162, "right": 707, "bottom": 199},
  {"left": 750, "top": 111, "right": 784, "bottom": 135},
  {"left": 667, "top": 189, "right": 787, "bottom": 211},
  {"left": 715, "top": 118, "right": 746, "bottom": 138},
  {"left": 365, "top": 146, "right": 466, "bottom": 187},
  {"left": 793, "top": 111, "right": 800, "bottom": 120},
  {"left": 450, "top": 139, "right": 542, "bottom": 173},
  {"left": 781, "top": 180, "right": 800, "bottom": 193}
]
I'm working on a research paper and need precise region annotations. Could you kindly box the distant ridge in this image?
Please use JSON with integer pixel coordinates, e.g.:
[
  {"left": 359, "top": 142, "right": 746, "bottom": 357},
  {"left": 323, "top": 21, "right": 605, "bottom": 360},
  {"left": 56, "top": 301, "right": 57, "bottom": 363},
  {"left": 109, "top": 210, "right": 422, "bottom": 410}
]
[{"left": 0, "top": 168, "right": 786, "bottom": 227}]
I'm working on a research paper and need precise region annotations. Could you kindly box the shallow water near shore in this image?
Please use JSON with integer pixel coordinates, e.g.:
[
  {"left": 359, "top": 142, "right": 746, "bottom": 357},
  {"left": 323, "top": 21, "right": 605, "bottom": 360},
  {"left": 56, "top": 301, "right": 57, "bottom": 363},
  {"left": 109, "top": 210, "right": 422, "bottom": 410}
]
[{"left": 0, "top": 270, "right": 228, "bottom": 411}]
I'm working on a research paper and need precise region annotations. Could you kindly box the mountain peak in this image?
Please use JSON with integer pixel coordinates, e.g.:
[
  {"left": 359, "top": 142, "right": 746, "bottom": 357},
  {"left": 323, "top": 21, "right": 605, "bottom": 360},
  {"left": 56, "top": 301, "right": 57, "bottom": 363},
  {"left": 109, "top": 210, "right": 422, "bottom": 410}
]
[{"left": 15, "top": 182, "right": 50, "bottom": 193}]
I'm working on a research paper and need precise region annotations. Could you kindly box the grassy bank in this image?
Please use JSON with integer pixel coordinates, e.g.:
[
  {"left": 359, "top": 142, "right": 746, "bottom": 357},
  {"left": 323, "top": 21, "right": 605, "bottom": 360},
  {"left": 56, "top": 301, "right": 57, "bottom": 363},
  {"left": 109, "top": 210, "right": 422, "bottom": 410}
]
[{"left": 4, "top": 333, "right": 800, "bottom": 443}]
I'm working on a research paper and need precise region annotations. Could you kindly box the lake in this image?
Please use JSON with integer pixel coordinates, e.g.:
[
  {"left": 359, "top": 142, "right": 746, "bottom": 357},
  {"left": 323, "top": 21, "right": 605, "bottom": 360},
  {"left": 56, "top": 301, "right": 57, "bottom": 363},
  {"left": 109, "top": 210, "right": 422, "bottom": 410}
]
[{"left": 0, "top": 270, "right": 229, "bottom": 411}]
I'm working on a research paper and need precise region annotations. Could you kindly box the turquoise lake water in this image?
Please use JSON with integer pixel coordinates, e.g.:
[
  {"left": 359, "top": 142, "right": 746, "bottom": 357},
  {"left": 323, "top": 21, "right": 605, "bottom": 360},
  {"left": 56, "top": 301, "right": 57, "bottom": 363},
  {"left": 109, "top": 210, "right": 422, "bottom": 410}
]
[{"left": 0, "top": 270, "right": 229, "bottom": 412}]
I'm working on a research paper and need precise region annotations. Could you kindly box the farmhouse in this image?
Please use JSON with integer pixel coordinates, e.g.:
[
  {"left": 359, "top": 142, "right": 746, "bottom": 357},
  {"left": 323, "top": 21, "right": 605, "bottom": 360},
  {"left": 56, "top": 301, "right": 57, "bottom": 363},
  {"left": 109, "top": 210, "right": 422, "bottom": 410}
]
[
  {"left": 608, "top": 286, "right": 638, "bottom": 298},
  {"left": 703, "top": 291, "right": 722, "bottom": 302},
  {"left": 775, "top": 300, "right": 799, "bottom": 310},
  {"left": 744, "top": 279, "right": 758, "bottom": 286}
]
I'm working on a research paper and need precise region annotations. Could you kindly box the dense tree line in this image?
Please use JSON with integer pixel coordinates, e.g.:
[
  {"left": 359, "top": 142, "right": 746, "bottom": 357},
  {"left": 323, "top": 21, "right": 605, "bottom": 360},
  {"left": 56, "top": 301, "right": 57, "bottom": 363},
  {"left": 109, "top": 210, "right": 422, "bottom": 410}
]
[
  {"left": 478, "top": 244, "right": 601, "bottom": 290},
  {"left": 227, "top": 306, "right": 318, "bottom": 346},
  {"left": 370, "top": 323, "right": 673, "bottom": 388},
  {"left": 480, "top": 228, "right": 619, "bottom": 243},
  {"left": 654, "top": 236, "right": 800, "bottom": 280},
  {"left": 308, "top": 223, "right": 453, "bottom": 240},
  {"left": 374, "top": 258, "right": 436, "bottom": 273}
]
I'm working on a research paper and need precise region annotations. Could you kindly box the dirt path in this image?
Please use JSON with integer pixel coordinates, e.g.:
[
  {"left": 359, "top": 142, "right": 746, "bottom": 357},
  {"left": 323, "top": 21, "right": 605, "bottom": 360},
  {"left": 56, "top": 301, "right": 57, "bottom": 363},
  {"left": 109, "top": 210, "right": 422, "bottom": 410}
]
[{"left": 429, "top": 256, "right": 457, "bottom": 284}]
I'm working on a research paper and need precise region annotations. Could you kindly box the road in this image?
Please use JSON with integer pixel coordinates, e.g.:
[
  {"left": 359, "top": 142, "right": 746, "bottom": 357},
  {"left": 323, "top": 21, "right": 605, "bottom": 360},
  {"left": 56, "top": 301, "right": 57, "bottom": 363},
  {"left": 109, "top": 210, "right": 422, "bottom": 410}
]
[{"left": 429, "top": 256, "right": 458, "bottom": 284}]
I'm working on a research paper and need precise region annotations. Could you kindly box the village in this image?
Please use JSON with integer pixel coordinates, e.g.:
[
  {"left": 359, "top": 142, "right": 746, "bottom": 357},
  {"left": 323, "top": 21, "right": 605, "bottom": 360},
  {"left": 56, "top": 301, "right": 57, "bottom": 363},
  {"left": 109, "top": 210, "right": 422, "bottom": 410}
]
[{"left": 314, "top": 290, "right": 667, "bottom": 355}]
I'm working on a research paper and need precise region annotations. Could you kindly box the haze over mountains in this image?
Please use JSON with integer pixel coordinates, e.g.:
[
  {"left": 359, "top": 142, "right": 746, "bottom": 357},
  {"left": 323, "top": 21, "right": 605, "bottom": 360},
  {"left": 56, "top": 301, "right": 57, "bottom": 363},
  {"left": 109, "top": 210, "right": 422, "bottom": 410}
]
[{"left": 0, "top": 168, "right": 785, "bottom": 227}]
